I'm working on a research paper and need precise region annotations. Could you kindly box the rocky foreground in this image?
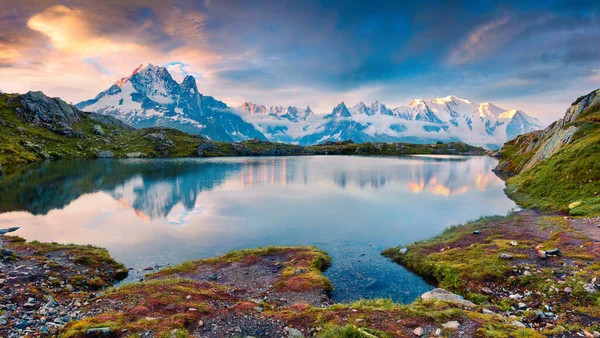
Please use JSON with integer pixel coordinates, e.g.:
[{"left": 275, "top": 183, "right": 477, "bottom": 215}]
[
  {"left": 0, "top": 230, "right": 525, "bottom": 338},
  {"left": 4, "top": 212, "right": 600, "bottom": 337},
  {"left": 384, "top": 210, "right": 600, "bottom": 337}
]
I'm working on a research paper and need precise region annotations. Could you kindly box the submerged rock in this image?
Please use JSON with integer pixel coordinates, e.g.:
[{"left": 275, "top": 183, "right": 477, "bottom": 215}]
[{"left": 420, "top": 288, "right": 476, "bottom": 308}]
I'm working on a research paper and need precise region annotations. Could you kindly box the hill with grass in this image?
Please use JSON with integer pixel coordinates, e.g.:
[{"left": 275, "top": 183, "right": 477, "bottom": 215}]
[{"left": 494, "top": 88, "right": 600, "bottom": 215}]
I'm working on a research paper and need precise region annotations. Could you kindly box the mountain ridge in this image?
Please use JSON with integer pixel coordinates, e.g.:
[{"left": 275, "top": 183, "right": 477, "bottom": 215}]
[
  {"left": 76, "top": 64, "right": 266, "bottom": 142},
  {"left": 77, "top": 64, "right": 544, "bottom": 149}
]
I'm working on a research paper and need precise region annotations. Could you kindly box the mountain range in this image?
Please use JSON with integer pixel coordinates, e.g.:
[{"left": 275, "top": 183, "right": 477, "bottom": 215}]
[{"left": 77, "top": 64, "right": 545, "bottom": 149}]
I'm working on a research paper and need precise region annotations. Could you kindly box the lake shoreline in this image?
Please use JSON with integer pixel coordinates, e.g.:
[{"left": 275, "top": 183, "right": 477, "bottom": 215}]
[
  {"left": 0, "top": 137, "right": 486, "bottom": 176},
  {"left": 4, "top": 207, "right": 599, "bottom": 336}
]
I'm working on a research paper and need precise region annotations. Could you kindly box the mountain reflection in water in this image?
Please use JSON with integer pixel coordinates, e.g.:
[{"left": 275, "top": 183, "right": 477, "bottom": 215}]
[{"left": 0, "top": 155, "right": 514, "bottom": 303}]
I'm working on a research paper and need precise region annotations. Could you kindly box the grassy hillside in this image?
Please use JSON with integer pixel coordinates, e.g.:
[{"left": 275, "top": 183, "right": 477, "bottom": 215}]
[
  {"left": 495, "top": 89, "right": 600, "bottom": 215},
  {"left": 0, "top": 93, "right": 203, "bottom": 172}
]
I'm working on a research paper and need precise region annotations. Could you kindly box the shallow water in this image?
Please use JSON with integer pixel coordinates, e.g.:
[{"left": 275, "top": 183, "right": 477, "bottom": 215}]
[{"left": 0, "top": 155, "right": 516, "bottom": 303}]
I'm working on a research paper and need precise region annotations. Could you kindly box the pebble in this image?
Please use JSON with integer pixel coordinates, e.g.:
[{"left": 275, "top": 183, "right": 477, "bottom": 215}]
[
  {"left": 442, "top": 321, "right": 460, "bottom": 330},
  {"left": 481, "top": 286, "right": 493, "bottom": 294},
  {"left": 413, "top": 327, "right": 423, "bottom": 336}
]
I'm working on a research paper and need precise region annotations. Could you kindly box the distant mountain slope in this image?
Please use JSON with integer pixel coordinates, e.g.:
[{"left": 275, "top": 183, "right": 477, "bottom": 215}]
[
  {"left": 238, "top": 95, "right": 544, "bottom": 149},
  {"left": 76, "top": 64, "right": 266, "bottom": 142},
  {"left": 494, "top": 88, "right": 600, "bottom": 215}
]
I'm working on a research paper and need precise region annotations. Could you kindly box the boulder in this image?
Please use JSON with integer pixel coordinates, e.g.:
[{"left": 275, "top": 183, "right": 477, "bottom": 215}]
[
  {"left": 499, "top": 253, "right": 513, "bottom": 260},
  {"left": 398, "top": 247, "right": 408, "bottom": 255},
  {"left": 144, "top": 132, "right": 175, "bottom": 151},
  {"left": 421, "top": 288, "right": 476, "bottom": 308},
  {"left": 92, "top": 125, "right": 105, "bottom": 136}
]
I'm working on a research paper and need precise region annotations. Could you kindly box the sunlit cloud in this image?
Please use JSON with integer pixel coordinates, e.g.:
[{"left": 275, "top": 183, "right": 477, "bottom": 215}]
[{"left": 27, "top": 5, "right": 145, "bottom": 56}]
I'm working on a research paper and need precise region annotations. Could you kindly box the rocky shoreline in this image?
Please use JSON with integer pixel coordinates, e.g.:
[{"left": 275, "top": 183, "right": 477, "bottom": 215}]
[
  {"left": 5, "top": 212, "right": 599, "bottom": 337},
  {"left": 384, "top": 210, "right": 600, "bottom": 337}
]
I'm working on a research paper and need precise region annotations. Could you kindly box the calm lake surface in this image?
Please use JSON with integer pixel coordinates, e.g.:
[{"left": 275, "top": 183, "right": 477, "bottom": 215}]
[{"left": 0, "top": 155, "right": 516, "bottom": 303}]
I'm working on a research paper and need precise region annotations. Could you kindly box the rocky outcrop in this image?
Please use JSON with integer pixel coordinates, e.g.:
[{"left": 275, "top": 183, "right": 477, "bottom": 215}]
[
  {"left": 495, "top": 88, "right": 600, "bottom": 175},
  {"left": 143, "top": 130, "right": 175, "bottom": 152},
  {"left": 16, "top": 91, "right": 133, "bottom": 138}
]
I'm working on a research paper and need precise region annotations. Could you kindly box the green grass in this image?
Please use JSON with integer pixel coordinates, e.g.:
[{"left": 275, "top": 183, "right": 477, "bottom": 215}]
[
  {"left": 505, "top": 121, "right": 600, "bottom": 215},
  {"left": 494, "top": 92, "right": 600, "bottom": 216}
]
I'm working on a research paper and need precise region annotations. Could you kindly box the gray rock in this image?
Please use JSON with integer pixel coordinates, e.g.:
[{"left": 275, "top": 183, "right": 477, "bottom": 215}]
[
  {"left": 286, "top": 327, "right": 304, "bottom": 337},
  {"left": 546, "top": 248, "right": 562, "bottom": 256},
  {"left": 421, "top": 288, "right": 476, "bottom": 308},
  {"left": 197, "top": 140, "right": 217, "bottom": 157},
  {"left": 481, "top": 287, "right": 493, "bottom": 294},
  {"left": 86, "top": 327, "right": 111, "bottom": 335},
  {"left": 97, "top": 150, "right": 114, "bottom": 158},
  {"left": 92, "top": 125, "right": 105, "bottom": 136},
  {"left": 512, "top": 321, "right": 526, "bottom": 328},
  {"left": 398, "top": 247, "right": 408, "bottom": 255},
  {"left": 144, "top": 132, "right": 175, "bottom": 151},
  {"left": 499, "top": 253, "right": 513, "bottom": 260}
]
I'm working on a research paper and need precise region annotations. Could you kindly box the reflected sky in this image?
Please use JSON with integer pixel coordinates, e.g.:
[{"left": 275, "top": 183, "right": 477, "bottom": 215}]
[{"left": 0, "top": 156, "right": 515, "bottom": 303}]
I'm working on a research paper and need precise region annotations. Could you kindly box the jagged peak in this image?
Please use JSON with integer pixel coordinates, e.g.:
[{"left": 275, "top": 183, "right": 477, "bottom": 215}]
[
  {"left": 432, "top": 95, "right": 472, "bottom": 105},
  {"left": 409, "top": 99, "right": 425, "bottom": 107}
]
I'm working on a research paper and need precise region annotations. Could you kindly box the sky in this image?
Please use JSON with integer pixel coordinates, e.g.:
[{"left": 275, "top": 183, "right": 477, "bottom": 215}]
[{"left": 0, "top": 0, "right": 599, "bottom": 123}]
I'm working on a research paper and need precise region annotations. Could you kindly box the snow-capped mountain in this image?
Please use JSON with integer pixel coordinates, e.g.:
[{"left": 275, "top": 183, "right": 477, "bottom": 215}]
[
  {"left": 76, "top": 64, "right": 266, "bottom": 142},
  {"left": 237, "top": 95, "right": 544, "bottom": 149},
  {"left": 77, "top": 64, "right": 543, "bottom": 149}
]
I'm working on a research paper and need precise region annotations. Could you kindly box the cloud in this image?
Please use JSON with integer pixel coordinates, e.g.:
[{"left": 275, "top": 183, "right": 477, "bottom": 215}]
[
  {"left": 164, "top": 7, "right": 206, "bottom": 40},
  {"left": 447, "top": 17, "right": 510, "bottom": 65},
  {"left": 27, "top": 5, "right": 145, "bottom": 55}
]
